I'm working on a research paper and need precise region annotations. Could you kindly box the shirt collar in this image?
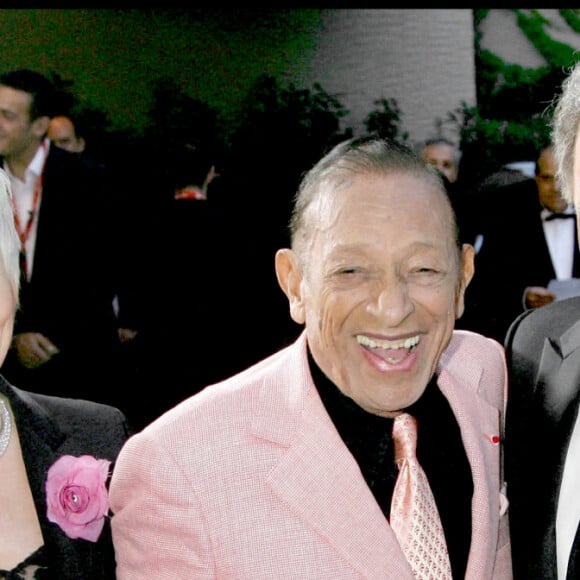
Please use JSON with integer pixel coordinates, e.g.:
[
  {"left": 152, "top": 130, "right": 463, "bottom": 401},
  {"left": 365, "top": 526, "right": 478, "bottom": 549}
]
[
  {"left": 27, "top": 138, "right": 50, "bottom": 178},
  {"left": 541, "top": 206, "right": 575, "bottom": 221}
]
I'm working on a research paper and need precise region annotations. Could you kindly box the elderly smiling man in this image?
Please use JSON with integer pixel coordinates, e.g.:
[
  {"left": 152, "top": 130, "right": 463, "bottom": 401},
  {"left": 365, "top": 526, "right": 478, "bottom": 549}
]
[{"left": 110, "top": 136, "right": 511, "bottom": 579}]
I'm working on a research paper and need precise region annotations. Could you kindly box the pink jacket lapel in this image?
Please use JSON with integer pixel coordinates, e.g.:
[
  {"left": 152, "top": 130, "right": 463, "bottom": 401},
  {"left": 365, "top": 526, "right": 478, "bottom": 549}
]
[
  {"left": 253, "top": 331, "right": 415, "bottom": 578},
  {"left": 438, "top": 330, "right": 509, "bottom": 579}
]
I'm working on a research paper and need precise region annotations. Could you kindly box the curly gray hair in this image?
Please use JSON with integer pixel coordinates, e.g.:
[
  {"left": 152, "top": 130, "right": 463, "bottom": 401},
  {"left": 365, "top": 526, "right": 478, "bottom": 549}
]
[{"left": 552, "top": 62, "right": 580, "bottom": 205}]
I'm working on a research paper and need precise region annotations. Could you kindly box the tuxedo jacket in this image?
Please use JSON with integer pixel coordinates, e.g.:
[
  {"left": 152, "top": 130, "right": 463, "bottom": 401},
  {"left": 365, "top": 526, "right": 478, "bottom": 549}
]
[
  {"left": 1, "top": 145, "right": 127, "bottom": 407},
  {"left": 0, "top": 374, "right": 131, "bottom": 578},
  {"left": 505, "top": 295, "right": 580, "bottom": 579},
  {"left": 459, "top": 178, "right": 580, "bottom": 343},
  {"left": 110, "top": 330, "right": 511, "bottom": 579}
]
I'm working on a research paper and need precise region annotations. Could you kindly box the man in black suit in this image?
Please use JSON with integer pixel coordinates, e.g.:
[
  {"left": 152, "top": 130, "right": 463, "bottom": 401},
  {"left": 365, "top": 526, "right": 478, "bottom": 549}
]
[
  {"left": 504, "top": 61, "right": 580, "bottom": 579},
  {"left": 0, "top": 69, "right": 132, "bottom": 416},
  {"left": 459, "top": 144, "right": 580, "bottom": 343}
]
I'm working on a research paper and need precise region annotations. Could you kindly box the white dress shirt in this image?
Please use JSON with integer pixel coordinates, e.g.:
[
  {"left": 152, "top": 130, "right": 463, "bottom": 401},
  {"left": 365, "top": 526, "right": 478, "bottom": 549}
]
[
  {"left": 541, "top": 206, "right": 576, "bottom": 280},
  {"left": 557, "top": 409, "right": 580, "bottom": 578},
  {"left": 3, "top": 138, "right": 50, "bottom": 280}
]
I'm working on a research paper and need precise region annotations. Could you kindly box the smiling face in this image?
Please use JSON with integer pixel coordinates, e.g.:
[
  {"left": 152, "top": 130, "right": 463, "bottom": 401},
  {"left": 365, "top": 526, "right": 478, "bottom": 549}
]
[
  {"left": 0, "top": 85, "right": 48, "bottom": 165},
  {"left": 276, "top": 170, "right": 474, "bottom": 417},
  {"left": 536, "top": 146, "right": 567, "bottom": 213}
]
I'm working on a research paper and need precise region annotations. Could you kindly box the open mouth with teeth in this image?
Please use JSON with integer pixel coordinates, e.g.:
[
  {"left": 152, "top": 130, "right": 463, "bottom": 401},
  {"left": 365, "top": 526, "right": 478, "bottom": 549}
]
[{"left": 356, "top": 334, "right": 420, "bottom": 364}]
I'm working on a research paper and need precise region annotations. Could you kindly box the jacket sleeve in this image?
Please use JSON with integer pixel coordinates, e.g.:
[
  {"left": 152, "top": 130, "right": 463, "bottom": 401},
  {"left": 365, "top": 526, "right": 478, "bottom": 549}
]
[{"left": 110, "top": 429, "right": 214, "bottom": 578}]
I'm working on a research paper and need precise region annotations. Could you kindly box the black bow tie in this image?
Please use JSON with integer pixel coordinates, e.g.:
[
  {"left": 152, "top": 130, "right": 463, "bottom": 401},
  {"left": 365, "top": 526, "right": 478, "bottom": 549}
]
[{"left": 544, "top": 212, "right": 576, "bottom": 221}]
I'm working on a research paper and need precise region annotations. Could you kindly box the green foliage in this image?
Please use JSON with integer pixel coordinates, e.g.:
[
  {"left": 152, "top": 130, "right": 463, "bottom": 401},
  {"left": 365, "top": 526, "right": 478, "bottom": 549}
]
[
  {"left": 515, "top": 9, "right": 580, "bottom": 68},
  {"left": 473, "top": 9, "right": 491, "bottom": 29},
  {"left": 451, "top": 9, "right": 580, "bottom": 186},
  {"left": 144, "top": 77, "right": 224, "bottom": 151},
  {"left": 234, "top": 74, "right": 351, "bottom": 149},
  {"left": 51, "top": 9, "right": 580, "bottom": 194},
  {"left": 229, "top": 74, "right": 352, "bottom": 170},
  {"left": 49, "top": 70, "right": 113, "bottom": 148},
  {"left": 476, "top": 50, "right": 556, "bottom": 119},
  {"left": 220, "top": 74, "right": 355, "bottom": 249},
  {"left": 473, "top": 9, "right": 490, "bottom": 48},
  {"left": 560, "top": 9, "right": 580, "bottom": 34},
  {"left": 451, "top": 101, "right": 552, "bottom": 186},
  {"left": 364, "top": 98, "right": 409, "bottom": 142}
]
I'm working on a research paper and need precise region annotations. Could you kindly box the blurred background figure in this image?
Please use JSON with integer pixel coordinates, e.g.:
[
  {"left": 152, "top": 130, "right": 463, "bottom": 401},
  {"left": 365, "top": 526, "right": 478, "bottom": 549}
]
[
  {"left": 420, "top": 137, "right": 461, "bottom": 184},
  {"left": 171, "top": 143, "right": 217, "bottom": 201},
  {"left": 46, "top": 112, "right": 111, "bottom": 175},
  {"left": 48, "top": 112, "right": 140, "bottom": 397},
  {"left": 418, "top": 136, "right": 479, "bottom": 247},
  {"left": 47, "top": 114, "right": 85, "bottom": 153},
  {"left": 121, "top": 139, "right": 237, "bottom": 427},
  {"left": 0, "top": 69, "right": 136, "bottom": 421},
  {"left": 459, "top": 143, "right": 580, "bottom": 343}
]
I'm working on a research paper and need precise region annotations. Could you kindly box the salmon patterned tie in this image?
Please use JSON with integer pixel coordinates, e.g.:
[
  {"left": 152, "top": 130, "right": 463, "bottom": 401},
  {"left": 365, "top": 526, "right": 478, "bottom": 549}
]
[{"left": 390, "top": 413, "right": 453, "bottom": 579}]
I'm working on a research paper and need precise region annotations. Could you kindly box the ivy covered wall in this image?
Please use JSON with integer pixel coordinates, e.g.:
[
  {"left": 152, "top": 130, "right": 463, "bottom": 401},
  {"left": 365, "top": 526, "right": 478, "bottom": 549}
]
[{"left": 458, "top": 8, "right": 580, "bottom": 186}]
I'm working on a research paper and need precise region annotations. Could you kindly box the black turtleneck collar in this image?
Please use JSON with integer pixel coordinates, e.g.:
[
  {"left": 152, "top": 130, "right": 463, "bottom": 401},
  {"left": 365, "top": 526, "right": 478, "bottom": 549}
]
[{"left": 307, "top": 346, "right": 472, "bottom": 578}]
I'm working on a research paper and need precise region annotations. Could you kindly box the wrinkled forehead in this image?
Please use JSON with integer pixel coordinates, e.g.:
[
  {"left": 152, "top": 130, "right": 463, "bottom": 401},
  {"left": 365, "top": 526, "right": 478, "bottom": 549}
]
[{"left": 307, "top": 171, "right": 454, "bottom": 239}]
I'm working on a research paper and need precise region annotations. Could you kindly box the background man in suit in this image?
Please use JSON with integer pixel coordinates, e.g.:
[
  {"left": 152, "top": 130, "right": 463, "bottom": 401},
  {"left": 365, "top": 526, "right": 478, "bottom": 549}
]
[
  {"left": 0, "top": 69, "right": 134, "bottom": 419},
  {"left": 47, "top": 114, "right": 86, "bottom": 153},
  {"left": 459, "top": 143, "right": 579, "bottom": 343},
  {"left": 110, "top": 137, "right": 511, "bottom": 579},
  {"left": 505, "top": 60, "right": 580, "bottom": 580}
]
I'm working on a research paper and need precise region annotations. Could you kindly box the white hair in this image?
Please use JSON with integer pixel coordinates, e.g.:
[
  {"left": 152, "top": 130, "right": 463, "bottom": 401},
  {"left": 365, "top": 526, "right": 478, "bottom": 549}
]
[
  {"left": 0, "top": 169, "right": 21, "bottom": 301},
  {"left": 552, "top": 61, "right": 580, "bottom": 204}
]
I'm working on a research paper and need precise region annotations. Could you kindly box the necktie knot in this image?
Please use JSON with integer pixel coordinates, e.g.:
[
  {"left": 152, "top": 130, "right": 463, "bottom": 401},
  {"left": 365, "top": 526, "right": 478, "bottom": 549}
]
[{"left": 393, "top": 413, "right": 418, "bottom": 463}]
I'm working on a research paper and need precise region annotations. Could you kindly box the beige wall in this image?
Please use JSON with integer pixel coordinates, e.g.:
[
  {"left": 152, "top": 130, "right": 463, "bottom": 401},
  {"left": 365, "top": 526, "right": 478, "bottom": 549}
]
[{"left": 299, "top": 9, "right": 477, "bottom": 146}]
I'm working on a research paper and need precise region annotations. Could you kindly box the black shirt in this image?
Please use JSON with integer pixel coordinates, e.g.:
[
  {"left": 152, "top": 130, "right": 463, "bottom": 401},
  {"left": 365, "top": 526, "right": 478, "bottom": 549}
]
[{"left": 309, "top": 349, "right": 472, "bottom": 578}]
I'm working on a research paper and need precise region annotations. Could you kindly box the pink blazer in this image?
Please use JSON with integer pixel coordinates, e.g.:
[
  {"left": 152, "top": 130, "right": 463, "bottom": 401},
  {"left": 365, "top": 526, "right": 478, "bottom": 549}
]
[{"left": 110, "top": 330, "right": 512, "bottom": 579}]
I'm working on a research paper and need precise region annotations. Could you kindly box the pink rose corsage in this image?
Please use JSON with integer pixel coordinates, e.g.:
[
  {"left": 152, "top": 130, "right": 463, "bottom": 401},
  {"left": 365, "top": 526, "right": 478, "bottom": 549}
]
[{"left": 45, "top": 454, "right": 112, "bottom": 542}]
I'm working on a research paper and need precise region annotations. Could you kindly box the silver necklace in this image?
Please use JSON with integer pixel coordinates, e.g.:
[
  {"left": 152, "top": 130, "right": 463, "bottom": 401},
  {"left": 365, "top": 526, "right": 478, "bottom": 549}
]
[{"left": 0, "top": 398, "right": 12, "bottom": 456}]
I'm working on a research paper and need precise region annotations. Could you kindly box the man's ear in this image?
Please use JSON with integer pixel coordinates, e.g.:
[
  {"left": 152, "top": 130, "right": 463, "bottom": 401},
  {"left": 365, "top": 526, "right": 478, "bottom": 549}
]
[
  {"left": 455, "top": 243, "right": 475, "bottom": 319},
  {"left": 275, "top": 248, "right": 305, "bottom": 325},
  {"left": 76, "top": 136, "right": 86, "bottom": 153},
  {"left": 32, "top": 116, "right": 50, "bottom": 140}
]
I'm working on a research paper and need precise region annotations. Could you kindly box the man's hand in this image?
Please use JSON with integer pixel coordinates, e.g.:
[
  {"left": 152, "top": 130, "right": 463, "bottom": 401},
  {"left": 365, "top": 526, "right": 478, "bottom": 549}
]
[
  {"left": 524, "top": 286, "right": 556, "bottom": 309},
  {"left": 118, "top": 327, "right": 138, "bottom": 344},
  {"left": 12, "top": 332, "right": 60, "bottom": 369}
]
